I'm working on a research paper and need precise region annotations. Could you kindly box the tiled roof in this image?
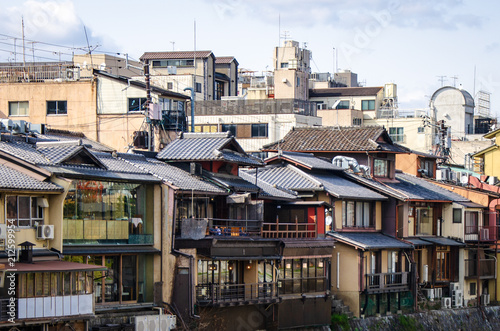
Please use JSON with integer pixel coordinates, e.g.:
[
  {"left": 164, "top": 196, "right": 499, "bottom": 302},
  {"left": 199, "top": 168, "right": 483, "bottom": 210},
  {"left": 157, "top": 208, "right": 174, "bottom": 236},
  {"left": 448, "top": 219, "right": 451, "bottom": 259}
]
[
  {"left": 140, "top": 51, "right": 213, "bottom": 61},
  {"left": 309, "top": 86, "right": 383, "bottom": 98},
  {"left": 245, "top": 165, "right": 321, "bottom": 191},
  {"left": 36, "top": 145, "right": 85, "bottom": 164},
  {"left": 263, "top": 126, "right": 405, "bottom": 153},
  {"left": 311, "top": 172, "right": 387, "bottom": 200},
  {"left": 36, "top": 132, "right": 114, "bottom": 152},
  {"left": 0, "top": 164, "right": 62, "bottom": 192},
  {"left": 215, "top": 56, "right": 237, "bottom": 64},
  {"left": 268, "top": 151, "right": 342, "bottom": 171},
  {"left": 121, "top": 156, "right": 227, "bottom": 194},
  {"left": 157, "top": 132, "right": 262, "bottom": 165},
  {"left": 329, "top": 232, "right": 413, "bottom": 250},
  {"left": 239, "top": 169, "right": 297, "bottom": 200},
  {"left": 0, "top": 140, "right": 50, "bottom": 165},
  {"left": 41, "top": 164, "right": 160, "bottom": 183},
  {"left": 205, "top": 172, "right": 260, "bottom": 192},
  {"left": 94, "top": 152, "right": 147, "bottom": 174}
]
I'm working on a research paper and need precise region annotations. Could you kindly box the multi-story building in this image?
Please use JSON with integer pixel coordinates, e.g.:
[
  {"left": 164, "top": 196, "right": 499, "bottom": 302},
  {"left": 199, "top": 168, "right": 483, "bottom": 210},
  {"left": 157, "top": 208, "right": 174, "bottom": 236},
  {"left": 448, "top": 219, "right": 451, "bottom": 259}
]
[{"left": 0, "top": 63, "right": 189, "bottom": 152}]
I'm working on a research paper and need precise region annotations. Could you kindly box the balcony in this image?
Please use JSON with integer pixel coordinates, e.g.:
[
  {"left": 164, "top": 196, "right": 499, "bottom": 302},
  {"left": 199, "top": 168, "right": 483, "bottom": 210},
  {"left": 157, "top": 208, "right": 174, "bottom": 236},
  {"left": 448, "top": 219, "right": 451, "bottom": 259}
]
[
  {"left": 178, "top": 217, "right": 262, "bottom": 239},
  {"left": 465, "top": 225, "right": 498, "bottom": 242},
  {"left": 365, "top": 272, "right": 411, "bottom": 293},
  {"left": 279, "top": 277, "right": 327, "bottom": 295},
  {"left": 261, "top": 220, "right": 317, "bottom": 239},
  {"left": 196, "top": 282, "right": 279, "bottom": 307},
  {"left": 0, "top": 63, "right": 80, "bottom": 83},
  {"left": 63, "top": 219, "right": 153, "bottom": 244},
  {"left": 465, "top": 259, "right": 497, "bottom": 279}
]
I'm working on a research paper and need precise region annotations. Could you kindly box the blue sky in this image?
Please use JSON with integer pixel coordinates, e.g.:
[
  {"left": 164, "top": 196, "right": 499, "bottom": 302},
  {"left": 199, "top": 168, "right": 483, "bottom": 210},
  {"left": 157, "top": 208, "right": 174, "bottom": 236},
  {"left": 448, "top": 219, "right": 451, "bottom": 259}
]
[{"left": 0, "top": 0, "right": 498, "bottom": 115}]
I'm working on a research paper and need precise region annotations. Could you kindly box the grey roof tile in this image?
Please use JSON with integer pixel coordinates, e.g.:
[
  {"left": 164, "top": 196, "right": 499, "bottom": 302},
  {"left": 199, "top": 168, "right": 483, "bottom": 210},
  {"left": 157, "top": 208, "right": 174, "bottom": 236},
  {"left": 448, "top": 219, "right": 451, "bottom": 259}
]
[
  {"left": 239, "top": 169, "right": 297, "bottom": 200},
  {"left": 330, "top": 232, "right": 413, "bottom": 250},
  {"left": 0, "top": 140, "right": 50, "bottom": 165},
  {"left": 37, "top": 145, "right": 84, "bottom": 164},
  {"left": 120, "top": 156, "right": 227, "bottom": 193},
  {"left": 0, "top": 164, "right": 62, "bottom": 192},
  {"left": 311, "top": 173, "right": 387, "bottom": 200},
  {"left": 269, "top": 151, "right": 343, "bottom": 171},
  {"left": 41, "top": 164, "right": 160, "bottom": 183},
  {"left": 246, "top": 165, "right": 321, "bottom": 191},
  {"left": 205, "top": 172, "right": 260, "bottom": 192}
]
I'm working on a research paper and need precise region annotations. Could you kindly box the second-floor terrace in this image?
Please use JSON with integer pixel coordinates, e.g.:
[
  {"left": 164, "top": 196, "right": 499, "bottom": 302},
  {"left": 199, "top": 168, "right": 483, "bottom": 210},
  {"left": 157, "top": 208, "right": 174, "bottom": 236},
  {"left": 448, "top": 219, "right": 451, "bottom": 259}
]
[{"left": 0, "top": 63, "right": 87, "bottom": 83}]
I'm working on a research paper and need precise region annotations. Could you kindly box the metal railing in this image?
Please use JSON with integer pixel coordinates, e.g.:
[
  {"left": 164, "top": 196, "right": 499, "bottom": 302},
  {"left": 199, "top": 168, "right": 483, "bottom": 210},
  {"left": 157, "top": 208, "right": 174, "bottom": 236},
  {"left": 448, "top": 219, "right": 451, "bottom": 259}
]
[
  {"left": 196, "top": 282, "right": 278, "bottom": 306},
  {"left": 0, "top": 63, "right": 81, "bottom": 83},
  {"left": 194, "top": 99, "right": 317, "bottom": 116},
  {"left": 465, "top": 259, "right": 497, "bottom": 279},
  {"left": 278, "top": 276, "right": 327, "bottom": 295},
  {"left": 365, "top": 272, "right": 410, "bottom": 292},
  {"left": 0, "top": 299, "right": 11, "bottom": 321},
  {"left": 261, "top": 220, "right": 317, "bottom": 239},
  {"left": 464, "top": 225, "right": 498, "bottom": 242}
]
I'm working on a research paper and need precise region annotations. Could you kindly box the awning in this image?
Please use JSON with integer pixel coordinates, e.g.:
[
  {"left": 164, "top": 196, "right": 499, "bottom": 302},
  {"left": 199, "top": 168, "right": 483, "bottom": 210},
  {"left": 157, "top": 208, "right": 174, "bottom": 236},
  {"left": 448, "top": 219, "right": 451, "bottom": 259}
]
[
  {"left": 420, "top": 237, "right": 466, "bottom": 247},
  {"left": 211, "top": 255, "right": 282, "bottom": 261},
  {"left": 63, "top": 245, "right": 161, "bottom": 255},
  {"left": 328, "top": 232, "right": 413, "bottom": 250},
  {"left": 4, "top": 260, "right": 107, "bottom": 273},
  {"left": 405, "top": 238, "right": 433, "bottom": 246},
  {"left": 456, "top": 201, "right": 486, "bottom": 209}
]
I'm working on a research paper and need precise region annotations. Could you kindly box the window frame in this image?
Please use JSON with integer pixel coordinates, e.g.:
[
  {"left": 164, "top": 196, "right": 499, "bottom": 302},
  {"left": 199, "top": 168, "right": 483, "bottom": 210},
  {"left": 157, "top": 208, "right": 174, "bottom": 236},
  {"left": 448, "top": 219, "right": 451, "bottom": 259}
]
[
  {"left": 453, "top": 208, "right": 462, "bottom": 223},
  {"left": 373, "top": 159, "right": 389, "bottom": 178},
  {"left": 251, "top": 123, "right": 268, "bottom": 138},
  {"left": 361, "top": 100, "right": 375, "bottom": 110},
  {"left": 128, "top": 98, "right": 148, "bottom": 112},
  {"left": 9, "top": 101, "right": 29, "bottom": 116},
  {"left": 46, "top": 100, "right": 67, "bottom": 115},
  {"left": 335, "top": 100, "right": 350, "bottom": 109},
  {"left": 6, "top": 195, "right": 44, "bottom": 228},
  {"left": 195, "top": 82, "right": 202, "bottom": 93},
  {"left": 342, "top": 200, "right": 374, "bottom": 228},
  {"left": 221, "top": 124, "right": 237, "bottom": 136}
]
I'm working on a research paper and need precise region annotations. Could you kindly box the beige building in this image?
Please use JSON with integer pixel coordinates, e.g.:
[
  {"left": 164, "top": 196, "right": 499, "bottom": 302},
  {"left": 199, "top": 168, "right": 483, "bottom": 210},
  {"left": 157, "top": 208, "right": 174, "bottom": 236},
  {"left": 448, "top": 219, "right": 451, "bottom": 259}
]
[
  {"left": 0, "top": 63, "right": 189, "bottom": 152},
  {"left": 273, "top": 40, "right": 310, "bottom": 100}
]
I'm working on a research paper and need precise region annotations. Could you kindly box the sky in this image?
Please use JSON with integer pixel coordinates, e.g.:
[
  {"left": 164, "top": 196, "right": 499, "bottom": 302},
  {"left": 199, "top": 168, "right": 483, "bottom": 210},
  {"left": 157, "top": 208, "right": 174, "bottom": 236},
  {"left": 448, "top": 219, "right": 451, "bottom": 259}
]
[{"left": 0, "top": 0, "right": 499, "bottom": 116}]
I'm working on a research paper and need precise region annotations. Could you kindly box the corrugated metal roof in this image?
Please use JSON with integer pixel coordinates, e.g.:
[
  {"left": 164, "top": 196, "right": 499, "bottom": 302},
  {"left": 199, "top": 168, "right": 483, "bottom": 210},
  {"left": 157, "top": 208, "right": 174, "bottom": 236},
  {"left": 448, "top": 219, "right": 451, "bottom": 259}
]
[
  {"left": 239, "top": 169, "right": 297, "bottom": 200},
  {"left": 246, "top": 165, "right": 321, "bottom": 191},
  {"left": 140, "top": 51, "right": 213, "bottom": 61},
  {"left": 269, "top": 151, "right": 342, "bottom": 171},
  {"left": 0, "top": 163, "right": 63, "bottom": 192},
  {"left": 263, "top": 126, "right": 405, "bottom": 153},
  {"left": 206, "top": 171, "right": 260, "bottom": 192},
  {"left": 312, "top": 172, "right": 387, "bottom": 200},
  {"left": 420, "top": 236, "right": 465, "bottom": 247},
  {"left": 330, "top": 232, "right": 413, "bottom": 250},
  {"left": 309, "top": 87, "right": 383, "bottom": 98}
]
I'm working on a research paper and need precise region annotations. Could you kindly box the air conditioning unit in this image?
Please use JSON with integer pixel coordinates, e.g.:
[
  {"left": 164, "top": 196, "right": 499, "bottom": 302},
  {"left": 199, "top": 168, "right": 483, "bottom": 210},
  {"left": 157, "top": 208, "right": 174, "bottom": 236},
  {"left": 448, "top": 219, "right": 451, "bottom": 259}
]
[
  {"left": 167, "top": 66, "right": 177, "bottom": 75},
  {"left": 441, "top": 297, "right": 452, "bottom": 308},
  {"left": 480, "top": 228, "right": 490, "bottom": 241},
  {"left": 453, "top": 289, "right": 463, "bottom": 308},
  {"left": 423, "top": 288, "right": 435, "bottom": 301},
  {"left": 435, "top": 287, "right": 443, "bottom": 299},
  {"left": 147, "top": 315, "right": 160, "bottom": 331},
  {"left": 422, "top": 265, "right": 428, "bottom": 283},
  {"left": 0, "top": 224, "right": 7, "bottom": 240},
  {"left": 159, "top": 315, "right": 176, "bottom": 331},
  {"left": 11, "top": 120, "right": 26, "bottom": 134},
  {"left": 449, "top": 282, "right": 460, "bottom": 292},
  {"left": 65, "top": 68, "right": 80, "bottom": 81},
  {"left": 436, "top": 169, "right": 449, "bottom": 181},
  {"left": 36, "top": 225, "right": 54, "bottom": 240},
  {"left": 133, "top": 315, "right": 149, "bottom": 331},
  {"left": 481, "top": 294, "right": 490, "bottom": 306}
]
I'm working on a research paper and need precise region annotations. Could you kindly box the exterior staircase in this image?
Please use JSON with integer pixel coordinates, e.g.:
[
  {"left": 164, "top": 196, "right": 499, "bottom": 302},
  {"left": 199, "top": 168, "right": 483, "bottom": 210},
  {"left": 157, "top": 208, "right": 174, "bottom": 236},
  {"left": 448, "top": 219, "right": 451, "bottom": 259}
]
[{"left": 331, "top": 296, "right": 354, "bottom": 318}]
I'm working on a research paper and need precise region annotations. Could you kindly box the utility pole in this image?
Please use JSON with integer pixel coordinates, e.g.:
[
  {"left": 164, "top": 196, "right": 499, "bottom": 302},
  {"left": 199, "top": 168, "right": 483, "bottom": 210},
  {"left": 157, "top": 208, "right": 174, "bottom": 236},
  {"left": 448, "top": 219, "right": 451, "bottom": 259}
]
[
  {"left": 437, "top": 75, "right": 447, "bottom": 87},
  {"left": 144, "top": 60, "right": 153, "bottom": 151}
]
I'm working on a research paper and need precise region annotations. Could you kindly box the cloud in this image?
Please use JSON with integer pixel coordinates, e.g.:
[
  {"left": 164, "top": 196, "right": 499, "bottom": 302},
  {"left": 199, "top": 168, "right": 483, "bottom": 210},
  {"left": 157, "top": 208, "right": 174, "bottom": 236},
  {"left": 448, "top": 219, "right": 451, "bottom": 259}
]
[
  {"left": 485, "top": 42, "right": 500, "bottom": 53},
  {"left": 0, "top": 0, "right": 108, "bottom": 62},
  {"left": 207, "top": 0, "right": 483, "bottom": 31}
]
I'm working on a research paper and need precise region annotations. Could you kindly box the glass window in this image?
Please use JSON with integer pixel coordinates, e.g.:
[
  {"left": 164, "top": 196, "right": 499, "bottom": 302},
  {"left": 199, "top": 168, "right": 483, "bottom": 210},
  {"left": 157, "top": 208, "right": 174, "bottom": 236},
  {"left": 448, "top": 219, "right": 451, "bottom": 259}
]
[
  {"left": 389, "top": 127, "right": 404, "bottom": 142},
  {"left": 373, "top": 159, "right": 389, "bottom": 177},
  {"left": 34, "top": 273, "right": 42, "bottom": 296},
  {"left": 280, "top": 62, "right": 289, "bottom": 68},
  {"left": 343, "top": 201, "right": 373, "bottom": 228},
  {"left": 361, "top": 100, "right": 375, "bottom": 110},
  {"left": 453, "top": 208, "right": 462, "bottom": 223},
  {"left": 418, "top": 127, "right": 425, "bottom": 133},
  {"left": 9, "top": 101, "right": 29, "bottom": 116},
  {"left": 416, "top": 207, "right": 433, "bottom": 235},
  {"left": 251, "top": 123, "right": 268, "bottom": 138},
  {"left": 47, "top": 101, "right": 67, "bottom": 115},
  {"left": 5, "top": 196, "right": 44, "bottom": 228},
  {"left": 122, "top": 255, "right": 137, "bottom": 301},
  {"left": 221, "top": 124, "right": 237, "bottom": 136},
  {"left": 465, "top": 211, "right": 479, "bottom": 234},
  {"left": 195, "top": 82, "right": 202, "bottom": 93},
  {"left": 336, "top": 100, "right": 350, "bottom": 109},
  {"left": 128, "top": 98, "right": 147, "bottom": 112}
]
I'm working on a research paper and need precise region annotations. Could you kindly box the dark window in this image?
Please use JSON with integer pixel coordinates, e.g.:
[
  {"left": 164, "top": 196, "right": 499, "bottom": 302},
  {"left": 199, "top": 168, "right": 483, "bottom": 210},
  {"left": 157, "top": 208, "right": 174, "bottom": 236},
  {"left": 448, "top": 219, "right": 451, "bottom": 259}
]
[
  {"left": 152, "top": 59, "right": 194, "bottom": 67},
  {"left": 195, "top": 82, "right": 202, "bottom": 93},
  {"left": 251, "top": 123, "right": 268, "bottom": 137},
  {"left": 342, "top": 200, "right": 374, "bottom": 228},
  {"left": 280, "top": 62, "right": 289, "bottom": 68},
  {"left": 128, "top": 98, "right": 147, "bottom": 112},
  {"left": 453, "top": 208, "right": 462, "bottom": 223},
  {"left": 465, "top": 211, "right": 479, "bottom": 234},
  {"left": 389, "top": 127, "right": 404, "bottom": 142},
  {"left": 6, "top": 196, "right": 44, "bottom": 227},
  {"left": 47, "top": 101, "right": 67, "bottom": 115},
  {"left": 296, "top": 77, "right": 300, "bottom": 87},
  {"left": 221, "top": 124, "right": 237, "bottom": 136},
  {"left": 373, "top": 159, "right": 389, "bottom": 177},
  {"left": 167, "top": 82, "right": 173, "bottom": 89},
  {"left": 470, "top": 282, "right": 476, "bottom": 296},
  {"left": 352, "top": 118, "right": 362, "bottom": 126},
  {"left": 361, "top": 100, "right": 375, "bottom": 110},
  {"left": 336, "top": 100, "right": 350, "bottom": 109},
  {"left": 418, "top": 127, "right": 425, "bottom": 133}
]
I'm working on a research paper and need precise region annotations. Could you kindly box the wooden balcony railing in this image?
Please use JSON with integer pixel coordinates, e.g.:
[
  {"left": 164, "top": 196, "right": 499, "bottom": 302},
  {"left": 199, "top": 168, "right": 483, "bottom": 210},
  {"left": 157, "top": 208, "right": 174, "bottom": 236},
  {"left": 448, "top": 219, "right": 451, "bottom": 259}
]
[
  {"left": 196, "top": 282, "right": 278, "bottom": 306},
  {"left": 0, "top": 299, "right": 10, "bottom": 322},
  {"left": 365, "top": 272, "right": 410, "bottom": 293},
  {"left": 465, "top": 259, "right": 497, "bottom": 279},
  {"left": 465, "top": 225, "right": 498, "bottom": 242},
  {"left": 261, "top": 220, "right": 317, "bottom": 239}
]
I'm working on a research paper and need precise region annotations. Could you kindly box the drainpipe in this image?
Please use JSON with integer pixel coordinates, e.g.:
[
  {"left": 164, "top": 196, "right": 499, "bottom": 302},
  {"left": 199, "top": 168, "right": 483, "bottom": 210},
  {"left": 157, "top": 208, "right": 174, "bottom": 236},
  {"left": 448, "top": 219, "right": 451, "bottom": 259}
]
[{"left": 184, "top": 87, "right": 195, "bottom": 132}]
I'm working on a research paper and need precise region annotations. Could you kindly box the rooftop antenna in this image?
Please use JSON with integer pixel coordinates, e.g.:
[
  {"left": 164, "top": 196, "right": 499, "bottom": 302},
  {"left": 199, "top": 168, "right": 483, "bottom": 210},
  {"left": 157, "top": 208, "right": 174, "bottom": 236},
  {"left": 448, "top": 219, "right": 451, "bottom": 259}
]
[
  {"left": 278, "top": 13, "right": 281, "bottom": 46},
  {"left": 22, "top": 17, "right": 25, "bottom": 67},
  {"left": 437, "top": 75, "right": 447, "bottom": 87},
  {"left": 451, "top": 75, "right": 458, "bottom": 87},
  {"left": 170, "top": 41, "right": 175, "bottom": 51},
  {"left": 83, "top": 25, "right": 94, "bottom": 68}
]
